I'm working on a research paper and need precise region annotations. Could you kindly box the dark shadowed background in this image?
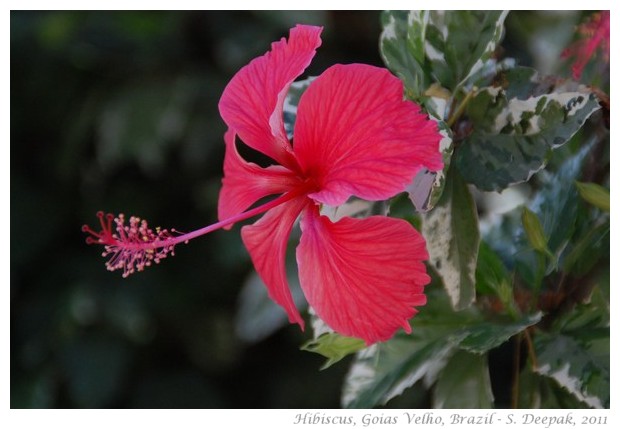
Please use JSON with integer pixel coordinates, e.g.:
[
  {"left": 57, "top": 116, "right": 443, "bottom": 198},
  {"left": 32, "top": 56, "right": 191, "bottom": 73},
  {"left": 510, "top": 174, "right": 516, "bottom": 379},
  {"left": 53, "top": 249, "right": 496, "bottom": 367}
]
[
  {"left": 10, "top": 10, "right": 385, "bottom": 408},
  {"left": 11, "top": 10, "right": 589, "bottom": 408}
]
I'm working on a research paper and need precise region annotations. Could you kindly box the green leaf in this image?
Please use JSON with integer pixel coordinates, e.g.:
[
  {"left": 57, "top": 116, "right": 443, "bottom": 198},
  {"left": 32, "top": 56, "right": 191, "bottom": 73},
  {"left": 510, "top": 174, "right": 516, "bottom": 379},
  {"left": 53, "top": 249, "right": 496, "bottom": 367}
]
[
  {"left": 529, "top": 144, "right": 590, "bottom": 257},
  {"left": 433, "top": 351, "right": 494, "bottom": 408},
  {"left": 465, "top": 57, "right": 516, "bottom": 90},
  {"left": 455, "top": 132, "right": 552, "bottom": 193},
  {"left": 535, "top": 302, "right": 609, "bottom": 409},
  {"left": 380, "top": 11, "right": 431, "bottom": 102},
  {"left": 455, "top": 68, "right": 601, "bottom": 191},
  {"left": 521, "top": 206, "right": 553, "bottom": 258},
  {"left": 300, "top": 333, "right": 365, "bottom": 370},
  {"left": 475, "top": 241, "right": 521, "bottom": 317},
  {"left": 302, "top": 307, "right": 369, "bottom": 370},
  {"left": 562, "top": 220, "right": 610, "bottom": 277},
  {"left": 459, "top": 312, "right": 542, "bottom": 354},
  {"left": 534, "top": 332, "right": 609, "bottom": 408},
  {"left": 591, "top": 271, "right": 610, "bottom": 316},
  {"left": 553, "top": 298, "right": 609, "bottom": 337},
  {"left": 518, "top": 368, "right": 592, "bottom": 409},
  {"left": 575, "top": 182, "right": 610, "bottom": 212},
  {"left": 476, "top": 241, "right": 510, "bottom": 293},
  {"left": 424, "top": 11, "right": 509, "bottom": 91},
  {"left": 475, "top": 241, "right": 509, "bottom": 294},
  {"left": 421, "top": 168, "right": 479, "bottom": 309}
]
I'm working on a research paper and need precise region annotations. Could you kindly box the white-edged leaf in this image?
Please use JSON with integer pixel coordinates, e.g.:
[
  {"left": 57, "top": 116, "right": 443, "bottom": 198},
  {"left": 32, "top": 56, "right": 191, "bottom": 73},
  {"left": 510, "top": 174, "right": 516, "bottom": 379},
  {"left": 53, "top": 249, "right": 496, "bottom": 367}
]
[
  {"left": 459, "top": 312, "right": 542, "bottom": 354},
  {"left": 421, "top": 169, "right": 479, "bottom": 309},
  {"left": 380, "top": 11, "right": 431, "bottom": 100},
  {"left": 458, "top": 11, "right": 509, "bottom": 87},
  {"left": 534, "top": 333, "right": 609, "bottom": 409},
  {"left": 342, "top": 335, "right": 460, "bottom": 408},
  {"left": 455, "top": 68, "right": 601, "bottom": 192}
]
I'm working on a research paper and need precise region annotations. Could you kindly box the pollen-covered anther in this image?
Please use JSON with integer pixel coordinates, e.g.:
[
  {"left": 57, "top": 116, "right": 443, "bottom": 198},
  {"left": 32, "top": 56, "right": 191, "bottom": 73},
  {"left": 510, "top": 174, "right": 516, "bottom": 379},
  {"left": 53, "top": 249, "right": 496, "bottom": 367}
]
[{"left": 83, "top": 212, "right": 178, "bottom": 278}]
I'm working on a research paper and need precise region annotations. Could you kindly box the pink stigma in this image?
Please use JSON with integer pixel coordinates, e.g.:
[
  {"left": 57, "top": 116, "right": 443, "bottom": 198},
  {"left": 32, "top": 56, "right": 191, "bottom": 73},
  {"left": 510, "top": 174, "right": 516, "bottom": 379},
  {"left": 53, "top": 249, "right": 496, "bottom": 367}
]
[{"left": 82, "top": 211, "right": 177, "bottom": 278}]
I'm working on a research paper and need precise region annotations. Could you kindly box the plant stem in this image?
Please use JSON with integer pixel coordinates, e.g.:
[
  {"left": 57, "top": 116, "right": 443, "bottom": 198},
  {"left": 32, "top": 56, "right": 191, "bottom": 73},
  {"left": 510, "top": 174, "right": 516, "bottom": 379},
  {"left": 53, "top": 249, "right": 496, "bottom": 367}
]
[
  {"left": 532, "top": 251, "right": 546, "bottom": 310},
  {"left": 447, "top": 86, "right": 477, "bottom": 128},
  {"left": 524, "top": 328, "right": 538, "bottom": 370}
]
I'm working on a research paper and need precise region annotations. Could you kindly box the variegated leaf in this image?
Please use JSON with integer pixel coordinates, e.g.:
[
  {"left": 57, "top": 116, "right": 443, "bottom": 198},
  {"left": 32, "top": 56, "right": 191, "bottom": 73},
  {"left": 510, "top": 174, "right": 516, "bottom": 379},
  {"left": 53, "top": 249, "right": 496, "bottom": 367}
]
[
  {"left": 458, "top": 312, "right": 542, "bottom": 354},
  {"left": 421, "top": 169, "right": 479, "bottom": 309},
  {"left": 455, "top": 68, "right": 601, "bottom": 192},
  {"left": 380, "top": 11, "right": 431, "bottom": 103},
  {"left": 342, "top": 335, "right": 458, "bottom": 408},
  {"left": 534, "top": 332, "right": 609, "bottom": 408}
]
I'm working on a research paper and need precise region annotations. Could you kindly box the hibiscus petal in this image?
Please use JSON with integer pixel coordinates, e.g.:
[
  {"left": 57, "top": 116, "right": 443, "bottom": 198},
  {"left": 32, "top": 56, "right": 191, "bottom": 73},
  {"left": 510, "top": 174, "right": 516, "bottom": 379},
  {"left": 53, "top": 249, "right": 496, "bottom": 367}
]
[
  {"left": 218, "top": 129, "right": 300, "bottom": 225},
  {"left": 218, "top": 25, "right": 322, "bottom": 169},
  {"left": 297, "top": 206, "right": 430, "bottom": 344},
  {"left": 294, "top": 64, "right": 443, "bottom": 206},
  {"left": 241, "top": 197, "right": 309, "bottom": 328}
]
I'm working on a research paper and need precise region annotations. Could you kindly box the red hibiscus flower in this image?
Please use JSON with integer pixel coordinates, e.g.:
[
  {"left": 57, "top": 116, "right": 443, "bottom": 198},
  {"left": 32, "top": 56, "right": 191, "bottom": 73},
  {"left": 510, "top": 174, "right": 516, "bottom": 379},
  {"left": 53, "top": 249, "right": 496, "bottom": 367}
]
[
  {"left": 562, "top": 11, "right": 610, "bottom": 80},
  {"left": 84, "top": 24, "right": 443, "bottom": 344}
]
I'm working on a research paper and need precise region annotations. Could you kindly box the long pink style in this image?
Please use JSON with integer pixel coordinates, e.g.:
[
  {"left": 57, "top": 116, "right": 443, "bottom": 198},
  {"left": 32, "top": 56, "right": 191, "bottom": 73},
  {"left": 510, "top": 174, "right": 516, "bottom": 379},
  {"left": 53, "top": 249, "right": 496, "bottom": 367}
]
[{"left": 82, "top": 186, "right": 307, "bottom": 278}]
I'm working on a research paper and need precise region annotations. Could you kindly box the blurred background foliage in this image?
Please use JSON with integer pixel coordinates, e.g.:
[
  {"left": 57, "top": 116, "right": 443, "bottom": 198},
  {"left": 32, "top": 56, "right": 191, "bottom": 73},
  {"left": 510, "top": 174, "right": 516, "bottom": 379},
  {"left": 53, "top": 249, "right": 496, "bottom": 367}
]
[{"left": 11, "top": 10, "right": 598, "bottom": 408}]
